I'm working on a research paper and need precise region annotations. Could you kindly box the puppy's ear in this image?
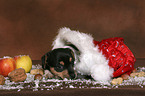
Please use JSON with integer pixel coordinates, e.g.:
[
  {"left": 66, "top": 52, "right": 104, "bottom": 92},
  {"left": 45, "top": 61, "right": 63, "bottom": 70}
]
[
  {"left": 41, "top": 51, "right": 51, "bottom": 69},
  {"left": 41, "top": 54, "right": 46, "bottom": 69}
]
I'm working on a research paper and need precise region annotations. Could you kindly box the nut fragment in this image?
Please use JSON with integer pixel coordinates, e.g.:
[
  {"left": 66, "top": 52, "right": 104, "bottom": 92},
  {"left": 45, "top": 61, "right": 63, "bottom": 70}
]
[
  {"left": 130, "top": 72, "right": 139, "bottom": 78},
  {"left": 117, "top": 77, "right": 123, "bottom": 84},
  {"left": 34, "top": 74, "right": 42, "bottom": 80},
  {"left": 111, "top": 77, "right": 123, "bottom": 85},
  {"left": 8, "top": 68, "right": 27, "bottom": 82},
  {"left": 121, "top": 73, "right": 129, "bottom": 80},
  {"left": 111, "top": 79, "right": 118, "bottom": 85},
  {"left": 138, "top": 71, "right": 145, "bottom": 77},
  {"left": 132, "top": 68, "right": 137, "bottom": 73},
  {"left": 130, "top": 71, "right": 145, "bottom": 78},
  {"left": 30, "top": 69, "right": 43, "bottom": 75},
  {"left": 0, "top": 75, "right": 5, "bottom": 85}
]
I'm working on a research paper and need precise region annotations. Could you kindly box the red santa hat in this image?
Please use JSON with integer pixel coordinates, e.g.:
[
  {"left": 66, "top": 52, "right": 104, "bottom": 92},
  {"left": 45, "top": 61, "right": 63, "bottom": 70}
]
[{"left": 52, "top": 27, "right": 136, "bottom": 81}]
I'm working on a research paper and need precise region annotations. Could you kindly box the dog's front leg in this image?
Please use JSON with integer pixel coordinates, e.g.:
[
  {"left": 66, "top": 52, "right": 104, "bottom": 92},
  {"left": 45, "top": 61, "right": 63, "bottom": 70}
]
[{"left": 44, "top": 70, "right": 54, "bottom": 79}]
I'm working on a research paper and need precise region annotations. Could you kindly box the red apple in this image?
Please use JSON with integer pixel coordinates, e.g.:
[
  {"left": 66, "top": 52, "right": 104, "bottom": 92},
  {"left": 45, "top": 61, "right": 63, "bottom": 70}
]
[{"left": 0, "top": 57, "right": 16, "bottom": 77}]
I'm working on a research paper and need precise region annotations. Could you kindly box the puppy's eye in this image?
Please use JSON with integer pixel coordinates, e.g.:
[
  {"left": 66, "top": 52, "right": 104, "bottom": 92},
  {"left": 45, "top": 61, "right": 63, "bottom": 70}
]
[
  {"left": 54, "top": 65, "right": 64, "bottom": 72},
  {"left": 56, "top": 66, "right": 63, "bottom": 69}
]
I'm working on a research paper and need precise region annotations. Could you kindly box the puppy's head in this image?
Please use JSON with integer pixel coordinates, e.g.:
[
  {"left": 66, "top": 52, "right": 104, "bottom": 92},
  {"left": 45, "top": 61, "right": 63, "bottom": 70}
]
[{"left": 41, "top": 48, "right": 76, "bottom": 79}]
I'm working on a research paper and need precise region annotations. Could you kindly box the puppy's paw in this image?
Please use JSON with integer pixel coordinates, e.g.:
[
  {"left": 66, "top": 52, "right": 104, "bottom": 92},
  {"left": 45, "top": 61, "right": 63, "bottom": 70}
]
[
  {"left": 54, "top": 76, "right": 63, "bottom": 80},
  {"left": 43, "top": 70, "right": 54, "bottom": 79}
]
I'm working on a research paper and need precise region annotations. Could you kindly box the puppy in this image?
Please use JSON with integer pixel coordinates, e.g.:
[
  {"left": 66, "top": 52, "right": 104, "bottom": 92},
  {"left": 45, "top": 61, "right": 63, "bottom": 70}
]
[{"left": 41, "top": 45, "right": 78, "bottom": 79}]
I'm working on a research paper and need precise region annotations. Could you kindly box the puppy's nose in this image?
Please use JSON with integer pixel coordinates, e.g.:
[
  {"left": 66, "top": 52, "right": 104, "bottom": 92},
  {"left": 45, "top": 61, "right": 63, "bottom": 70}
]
[{"left": 69, "top": 72, "right": 77, "bottom": 79}]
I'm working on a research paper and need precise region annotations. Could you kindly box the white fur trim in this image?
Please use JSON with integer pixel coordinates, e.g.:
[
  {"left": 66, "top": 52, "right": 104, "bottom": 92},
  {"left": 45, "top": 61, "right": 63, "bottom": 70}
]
[{"left": 52, "top": 27, "right": 114, "bottom": 81}]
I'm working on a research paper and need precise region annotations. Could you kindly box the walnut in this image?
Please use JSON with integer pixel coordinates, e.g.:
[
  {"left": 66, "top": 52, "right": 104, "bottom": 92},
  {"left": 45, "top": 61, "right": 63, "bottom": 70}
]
[
  {"left": 0, "top": 75, "right": 5, "bottom": 85},
  {"left": 34, "top": 74, "right": 42, "bottom": 80},
  {"left": 8, "top": 68, "right": 27, "bottom": 82},
  {"left": 30, "top": 69, "right": 44, "bottom": 75}
]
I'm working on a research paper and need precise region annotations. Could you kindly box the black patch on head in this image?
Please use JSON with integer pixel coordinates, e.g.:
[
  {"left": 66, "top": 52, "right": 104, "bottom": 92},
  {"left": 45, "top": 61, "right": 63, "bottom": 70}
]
[
  {"left": 41, "top": 47, "right": 77, "bottom": 79},
  {"left": 42, "top": 48, "right": 74, "bottom": 71}
]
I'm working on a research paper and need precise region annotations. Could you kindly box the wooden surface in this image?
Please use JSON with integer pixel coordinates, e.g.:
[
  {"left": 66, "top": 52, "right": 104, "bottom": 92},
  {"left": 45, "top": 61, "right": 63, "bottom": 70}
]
[{"left": 0, "top": 58, "right": 145, "bottom": 96}]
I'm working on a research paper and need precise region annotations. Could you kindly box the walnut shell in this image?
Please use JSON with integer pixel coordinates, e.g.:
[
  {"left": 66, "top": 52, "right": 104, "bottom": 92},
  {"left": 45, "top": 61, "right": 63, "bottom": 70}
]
[
  {"left": 8, "top": 68, "right": 27, "bottom": 82},
  {"left": 0, "top": 75, "right": 5, "bottom": 85}
]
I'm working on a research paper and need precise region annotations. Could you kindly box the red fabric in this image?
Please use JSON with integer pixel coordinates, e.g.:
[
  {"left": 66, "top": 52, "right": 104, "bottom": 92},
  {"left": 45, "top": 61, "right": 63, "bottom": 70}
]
[{"left": 93, "top": 37, "right": 136, "bottom": 77}]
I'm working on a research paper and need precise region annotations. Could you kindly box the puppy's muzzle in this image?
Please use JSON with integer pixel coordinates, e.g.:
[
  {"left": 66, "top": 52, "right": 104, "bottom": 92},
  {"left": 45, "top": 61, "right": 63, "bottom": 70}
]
[
  {"left": 69, "top": 71, "right": 77, "bottom": 79},
  {"left": 50, "top": 67, "right": 77, "bottom": 79}
]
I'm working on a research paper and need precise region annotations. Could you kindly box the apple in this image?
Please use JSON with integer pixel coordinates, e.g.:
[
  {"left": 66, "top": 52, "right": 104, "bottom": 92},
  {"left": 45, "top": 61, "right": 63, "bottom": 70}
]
[
  {"left": 14, "top": 55, "right": 32, "bottom": 73},
  {"left": 0, "top": 57, "right": 16, "bottom": 77}
]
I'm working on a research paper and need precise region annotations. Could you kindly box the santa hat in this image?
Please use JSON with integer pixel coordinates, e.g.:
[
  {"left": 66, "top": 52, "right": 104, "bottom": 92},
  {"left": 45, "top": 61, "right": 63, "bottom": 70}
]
[{"left": 52, "top": 27, "right": 136, "bottom": 81}]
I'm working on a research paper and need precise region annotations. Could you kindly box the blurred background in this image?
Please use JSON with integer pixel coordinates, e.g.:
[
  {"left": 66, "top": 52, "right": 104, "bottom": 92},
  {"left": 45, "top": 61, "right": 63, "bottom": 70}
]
[{"left": 0, "top": 0, "right": 145, "bottom": 60}]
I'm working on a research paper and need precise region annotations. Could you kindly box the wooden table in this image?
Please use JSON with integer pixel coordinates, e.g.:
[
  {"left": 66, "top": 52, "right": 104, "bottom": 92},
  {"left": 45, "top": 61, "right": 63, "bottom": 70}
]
[{"left": 0, "top": 58, "right": 145, "bottom": 96}]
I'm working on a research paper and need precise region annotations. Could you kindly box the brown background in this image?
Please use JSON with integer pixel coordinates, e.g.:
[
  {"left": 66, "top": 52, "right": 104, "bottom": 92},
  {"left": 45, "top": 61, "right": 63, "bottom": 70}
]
[{"left": 0, "top": 0, "right": 145, "bottom": 60}]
